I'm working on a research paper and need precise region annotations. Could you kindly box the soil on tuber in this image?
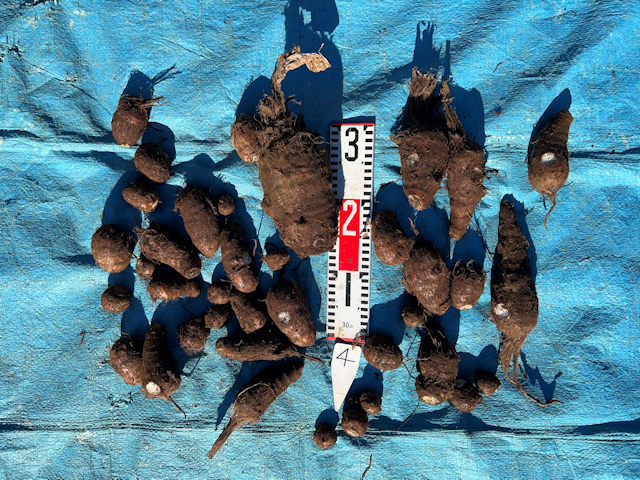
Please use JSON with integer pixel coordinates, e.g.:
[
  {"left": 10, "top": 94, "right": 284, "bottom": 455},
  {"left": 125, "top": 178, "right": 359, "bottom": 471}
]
[
  {"left": 220, "top": 222, "right": 259, "bottom": 293},
  {"left": 147, "top": 271, "right": 200, "bottom": 302},
  {"left": 101, "top": 285, "right": 131, "bottom": 313},
  {"left": 401, "top": 295, "right": 426, "bottom": 328},
  {"left": 136, "top": 254, "right": 157, "bottom": 279},
  {"left": 176, "top": 185, "right": 221, "bottom": 258},
  {"left": 137, "top": 224, "right": 201, "bottom": 279},
  {"left": 179, "top": 317, "right": 210, "bottom": 354},
  {"left": 262, "top": 248, "right": 290, "bottom": 271},
  {"left": 449, "top": 378, "right": 483, "bottom": 412},
  {"left": 216, "top": 193, "right": 236, "bottom": 216},
  {"left": 133, "top": 143, "right": 173, "bottom": 183},
  {"left": 403, "top": 240, "right": 451, "bottom": 315},
  {"left": 313, "top": 423, "right": 337, "bottom": 449},
  {"left": 371, "top": 210, "right": 414, "bottom": 265},
  {"left": 229, "top": 290, "right": 269, "bottom": 333},
  {"left": 362, "top": 335, "right": 403, "bottom": 371},
  {"left": 475, "top": 370, "right": 501, "bottom": 396},
  {"left": 451, "top": 260, "right": 486, "bottom": 311},
  {"left": 122, "top": 178, "right": 160, "bottom": 212},
  {"left": 204, "top": 303, "right": 232, "bottom": 329},
  {"left": 109, "top": 333, "right": 144, "bottom": 386},
  {"left": 91, "top": 224, "right": 134, "bottom": 273},
  {"left": 359, "top": 391, "right": 382, "bottom": 415},
  {"left": 266, "top": 278, "right": 316, "bottom": 347},
  {"left": 230, "top": 113, "right": 261, "bottom": 164},
  {"left": 207, "top": 280, "right": 232, "bottom": 304},
  {"left": 341, "top": 408, "right": 369, "bottom": 437},
  {"left": 111, "top": 95, "right": 163, "bottom": 148}
]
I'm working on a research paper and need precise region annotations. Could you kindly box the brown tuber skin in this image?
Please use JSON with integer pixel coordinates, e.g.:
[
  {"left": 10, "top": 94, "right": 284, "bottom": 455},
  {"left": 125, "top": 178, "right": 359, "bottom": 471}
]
[
  {"left": 207, "top": 280, "right": 232, "bottom": 304},
  {"left": 262, "top": 248, "right": 290, "bottom": 271},
  {"left": 91, "top": 224, "right": 134, "bottom": 273},
  {"left": 229, "top": 290, "right": 269, "bottom": 333},
  {"left": 363, "top": 335, "right": 403, "bottom": 371},
  {"left": 216, "top": 194, "right": 236, "bottom": 216},
  {"left": 111, "top": 95, "right": 163, "bottom": 148},
  {"left": 491, "top": 198, "right": 559, "bottom": 406},
  {"left": 359, "top": 391, "right": 382, "bottom": 415},
  {"left": 256, "top": 47, "right": 338, "bottom": 257},
  {"left": 402, "top": 295, "right": 425, "bottom": 328},
  {"left": 207, "top": 361, "right": 304, "bottom": 459},
  {"left": 371, "top": 210, "right": 414, "bottom": 265},
  {"left": 415, "top": 316, "right": 459, "bottom": 405},
  {"left": 451, "top": 261, "right": 486, "bottom": 311},
  {"left": 220, "top": 223, "right": 259, "bottom": 293},
  {"left": 147, "top": 271, "right": 200, "bottom": 302},
  {"left": 134, "top": 143, "right": 172, "bottom": 183},
  {"left": 231, "top": 113, "right": 261, "bottom": 164},
  {"left": 136, "top": 254, "right": 157, "bottom": 279},
  {"left": 175, "top": 185, "right": 221, "bottom": 258},
  {"left": 450, "top": 378, "right": 483, "bottom": 412},
  {"left": 313, "top": 424, "right": 337, "bottom": 449},
  {"left": 266, "top": 279, "right": 316, "bottom": 347},
  {"left": 101, "top": 285, "right": 131, "bottom": 313},
  {"left": 137, "top": 224, "right": 201, "bottom": 279},
  {"left": 204, "top": 303, "right": 232, "bottom": 329},
  {"left": 403, "top": 241, "right": 451, "bottom": 315},
  {"left": 179, "top": 317, "right": 210, "bottom": 354},
  {"left": 475, "top": 370, "right": 501, "bottom": 396},
  {"left": 341, "top": 408, "right": 369, "bottom": 438},
  {"left": 109, "top": 334, "right": 144, "bottom": 385},
  {"left": 121, "top": 178, "right": 160, "bottom": 212},
  {"left": 528, "top": 110, "right": 573, "bottom": 229}
]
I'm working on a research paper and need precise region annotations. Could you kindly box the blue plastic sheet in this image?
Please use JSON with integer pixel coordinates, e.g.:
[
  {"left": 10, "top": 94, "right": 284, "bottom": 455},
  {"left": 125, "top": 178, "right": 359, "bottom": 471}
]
[{"left": 1, "top": 0, "right": 639, "bottom": 478}]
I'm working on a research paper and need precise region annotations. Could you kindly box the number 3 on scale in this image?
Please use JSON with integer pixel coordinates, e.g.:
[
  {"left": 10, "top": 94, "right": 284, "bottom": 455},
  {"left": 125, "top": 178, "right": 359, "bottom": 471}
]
[{"left": 344, "top": 127, "right": 359, "bottom": 162}]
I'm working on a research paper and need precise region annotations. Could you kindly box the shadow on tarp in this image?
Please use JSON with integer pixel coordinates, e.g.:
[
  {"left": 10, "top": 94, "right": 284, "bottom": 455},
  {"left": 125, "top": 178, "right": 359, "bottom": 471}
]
[
  {"left": 520, "top": 352, "right": 562, "bottom": 403},
  {"left": 457, "top": 344, "right": 499, "bottom": 382},
  {"left": 451, "top": 228, "right": 487, "bottom": 270}
]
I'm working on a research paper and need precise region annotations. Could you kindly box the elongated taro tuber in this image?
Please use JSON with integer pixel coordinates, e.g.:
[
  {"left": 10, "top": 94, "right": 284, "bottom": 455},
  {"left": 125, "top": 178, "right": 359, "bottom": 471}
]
[
  {"left": 110, "top": 333, "right": 143, "bottom": 385},
  {"left": 176, "top": 185, "right": 221, "bottom": 258},
  {"left": 313, "top": 424, "right": 337, "bottom": 449},
  {"left": 204, "top": 303, "right": 232, "bottom": 329},
  {"left": 101, "top": 285, "right": 131, "bottom": 313},
  {"left": 450, "top": 378, "right": 483, "bottom": 412},
  {"left": 475, "top": 370, "right": 501, "bottom": 396},
  {"left": 403, "top": 241, "right": 451, "bottom": 315},
  {"left": 491, "top": 198, "right": 559, "bottom": 406},
  {"left": 266, "top": 279, "right": 316, "bottom": 347},
  {"left": 220, "top": 222, "right": 259, "bottom": 293},
  {"left": 134, "top": 143, "right": 172, "bottom": 183},
  {"left": 363, "top": 335, "right": 403, "bottom": 371},
  {"left": 451, "top": 261, "right": 486, "bottom": 311},
  {"left": 229, "top": 290, "right": 269, "bottom": 333},
  {"left": 415, "top": 316, "right": 459, "bottom": 405},
  {"left": 528, "top": 110, "right": 573, "bottom": 229},
  {"left": 371, "top": 210, "right": 414, "bottom": 265},
  {"left": 111, "top": 95, "right": 163, "bottom": 148},
  {"left": 91, "top": 224, "right": 134, "bottom": 273},
  {"left": 231, "top": 113, "right": 261, "bottom": 164},
  {"left": 256, "top": 47, "right": 338, "bottom": 257},
  {"left": 179, "top": 317, "right": 210, "bottom": 354},
  {"left": 137, "top": 224, "right": 201, "bottom": 279},
  {"left": 207, "top": 361, "right": 304, "bottom": 458},
  {"left": 147, "top": 271, "right": 200, "bottom": 302}
]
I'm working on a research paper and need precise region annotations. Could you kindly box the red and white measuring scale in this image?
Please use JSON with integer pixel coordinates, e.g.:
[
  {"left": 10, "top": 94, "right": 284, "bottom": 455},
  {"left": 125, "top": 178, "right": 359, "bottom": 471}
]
[{"left": 326, "top": 122, "right": 374, "bottom": 410}]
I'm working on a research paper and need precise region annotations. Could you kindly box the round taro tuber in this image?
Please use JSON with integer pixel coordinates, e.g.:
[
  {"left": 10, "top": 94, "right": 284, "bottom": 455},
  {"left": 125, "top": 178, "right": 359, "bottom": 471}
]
[
  {"left": 313, "top": 424, "right": 337, "bottom": 449},
  {"left": 402, "top": 295, "right": 425, "bottom": 328},
  {"left": 136, "top": 254, "right": 157, "bottom": 279},
  {"left": 528, "top": 110, "right": 573, "bottom": 229},
  {"left": 109, "top": 333, "right": 144, "bottom": 385},
  {"left": 101, "top": 285, "right": 131, "bottom": 313},
  {"left": 449, "top": 378, "right": 483, "bottom": 412},
  {"left": 204, "top": 303, "right": 232, "bottom": 329},
  {"left": 216, "top": 193, "right": 236, "bottom": 216},
  {"left": 134, "top": 143, "right": 172, "bottom": 183},
  {"left": 147, "top": 271, "right": 200, "bottom": 302},
  {"left": 179, "top": 317, "right": 210, "bottom": 354},
  {"left": 371, "top": 210, "right": 414, "bottom": 265},
  {"left": 121, "top": 178, "right": 160, "bottom": 212},
  {"left": 341, "top": 408, "right": 369, "bottom": 437},
  {"left": 256, "top": 47, "right": 338, "bottom": 257},
  {"left": 475, "top": 370, "right": 501, "bottom": 396},
  {"left": 266, "top": 279, "right": 316, "bottom": 347},
  {"left": 262, "top": 248, "right": 290, "bottom": 271},
  {"left": 231, "top": 113, "right": 261, "bottom": 164},
  {"left": 91, "top": 224, "right": 134, "bottom": 273},
  {"left": 175, "top": 185, "right": 221, "bottom": 258},
  {"left": 359, "top": 391, "right": 382, "bottom": 415},
  {"left": 220, "top": 222, "right": 259, "bottom": 293},
  {"left": 111, "top": 95, "right": 163, "bottom": 148},
  {"left": 402, "top": 241, "right": 451, "bottom": 315},
  {"left": 451, "top": 261, "right": 486, "bottom": 311},
  {"left": 363, "top": 335, "right": 403, "bottom": 371},
  {"left": 229, "top": 290, "right": 269, "bottom": 333},
  {"left": 207, "top": 280, "right": 232, "bottom": 304},
  {"left": 137, "top": 224, "right": 201, "bottom": 279}
]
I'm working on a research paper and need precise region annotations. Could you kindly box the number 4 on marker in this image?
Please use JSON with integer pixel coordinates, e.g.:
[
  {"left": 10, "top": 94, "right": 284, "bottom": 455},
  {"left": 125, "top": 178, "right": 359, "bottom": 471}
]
[{"left": 331, "top": 344, "right": 362, "bottom": 410}]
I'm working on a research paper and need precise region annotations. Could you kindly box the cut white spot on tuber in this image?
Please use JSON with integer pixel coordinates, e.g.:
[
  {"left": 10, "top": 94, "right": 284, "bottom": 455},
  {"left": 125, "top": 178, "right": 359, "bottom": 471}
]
[
  {"left": 541, "top": 152, "right": 556, "bottom": 165},
  {"left": 146, "top": 382, "right": 161, "bottom": 396},
  {"left": 495, "top": 303, "right": 509, "bottom": 319},
  {"left": 407, "top": 153, "right": 419, "bottom": 167},
  {"left": 278, "top": 312, "right": 291, "bottom": 324}
]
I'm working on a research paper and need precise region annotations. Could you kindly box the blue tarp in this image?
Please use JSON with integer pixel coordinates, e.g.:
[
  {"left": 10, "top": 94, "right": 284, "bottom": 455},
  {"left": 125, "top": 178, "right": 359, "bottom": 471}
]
[{"left": 1, "top": 0, "right": 639, "bottom": 478}]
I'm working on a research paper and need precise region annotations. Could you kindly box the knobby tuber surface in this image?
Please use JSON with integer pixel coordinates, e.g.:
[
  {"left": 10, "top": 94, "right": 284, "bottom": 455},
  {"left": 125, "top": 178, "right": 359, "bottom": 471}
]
[
  {"left": 415, "top": 316, "right": 459, "bottom": 405},
  {"left": 134, "top": 143, "right": 173, "bottom": 183},
  {"left": 101, "top": 285, "right": 131, "bottom": 313},
  {"left": 179, "top": 317, "right": 210, "bottom": 354},
  {"left": 176, "top": 185, "right": 221, "bottom": 258},
  {"left": 122, "top": 178, "right": 160, "bottom": 212},
  {"left": 475, "top": 370, "right": 501, "bottom": 396},
  {"left": 313, "top": 424, "right": 337, "bottom": 449},
  {"left": 491, "top": 198, "right": 559, "bottom": 406},
  {"left": 229, "top": 290, "right": 269, "bottom": 333},
  {"left": 266, "top": 279, "right": 316, "bottom": 347},
  {"left": 450, "top": 378, "right": 483, "bottom": 412},
  {"left": 111, "top": 95, "right": 162, "bottom": 148},
  {"left": 137, "top": 224, "right": 201, "bottom": 279},
  {"left": 207, "top": 361, "right": 304, "bottom": 459},
  {"left": 220, "top": 222, "right": 259, "bottom": 293},
  {"left": 363, "top": 335, "right": 403, "bottom": 371},
  {"left": 256, "top": 46, "right": 338, "bottom": 257},
  {"left": 371, "top": 210, "right": 414, "bottom": 265},
  {"left": 215, "top": 327, "right": 322, "bottom": 363},
  {"left": 528, "top": 110, "right": 573, "bottom": 229},
  {"left": 359, "top": 391, "right": 382, "bottom": 415},
  {"left": 147, "top": 271, "right": 200, "bottom": 302},
  {"left": 341, "top": 408, "right": 369, "bottom": 437},
  {"left": 207, "top": 280, "right": 232, "bottom": 304},
  {"left": 262, "top": 248, "right": 290, "bottom": 271},
  {"left": 109, "top": 334, "right": 143, "bottom": 386},
  {"left": 204, "top": 303, "right": 232, "bottom": 329},
  {"left": 451, "top": 261, "right": 486, "bottom": 310},
  {"left": 231, "top": 113, "right": 261, "bottom": 164},
  {"left": 91, "top": 224, "right": 134, "bottom": 273},
  {"left": 403, "top": 241, "right": 451, "bottom": 315}
]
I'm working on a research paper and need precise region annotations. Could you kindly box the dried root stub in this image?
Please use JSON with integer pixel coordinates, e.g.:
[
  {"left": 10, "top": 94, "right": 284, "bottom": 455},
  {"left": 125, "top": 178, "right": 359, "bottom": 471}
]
[
  {"left": 262, "top": 248, "right": 290, "bottom": 271},
  {"left": 402, "top": 241, "right": 451, "bottom": 315},
  {"left": 451, "top": 261, "right": 486, "bottom": 311},
  {"left": 491, "top": 198, "right": 559, "bottom": 406},
  {"left": 176, "top": 185, "right": 221, "bottom": 258},
  {"left": 528, "top": 110, "right": 573, "bottom": 229},
  {"left": 137, "top": 224, "right": 201, "bottom": 279},
  {"left": 91, "top": 224, "right": 134, "bottom": 273},
  {"left": 136, "top": 254, "right": 157, "bottom": 280},
  {"left": 391, "top": 69, "right": 448, "bottom": 211},
  {"left": 220, "top": 222, "right": 259, "bottom": 293},
  {"left": 363, "top": 335, "right": 403, "bottom": 371},
  {"left": 147, "top": 271, "right": 200, "bottom": 302},
  {"left": 415, "top": 316, "right": 459, "bottom": 406},
  {"left": 207, "top": 279, "right": 232, "bottom": 304},
  {"left": 231, "top": 113, "right": 261, "bottom": 164},
  {"left": 441, "top": 81, "right": 487, "bottom": 241},
  {"left": 122, "top": 178, "right": 160, "bottom": 212},
  {"left": 449, "top": 378, "right": 483, "bottom": 412},
  {"left": 207, "top": 361, "right": 304, "bottom": 459},
  {"left": 179, "top": 317, "right": 210, "bottom": 354},
  {"left": 111, "top": 94, "right": 163, "bottom": 148},
  {"left": 141, "top": 323, "right": 183, "bottom": 415},
  {"left": 313, "top": 424, "right": 337, "bottom": 449},
  {"left": 359, "top": 391, "right": 382, "bottom": 415},
  {"left": 266, "top": 279, "right": 316, "bottom": 347},
  {"left": 475, "top": 370, "right": 501, "bottom": 396},
  {"left": 371, "top": 210, "right": 414, "bottom": 265},
  {"left": 256, "top": 46, "right": 338, "bottom": 257},
  {"left": 341, "top": 408, "right": 369, "bottom": 438},
  {"left": 110, "top": 334, "right": 144, "bottom": 386},
  {"left": 134, "top": 143, "right": 173, "bottom": 183},
  {"left": 101, "top": 285, "right": 131, "bottom": 313},
  {"left": 401, "top": 295, "right": 425, "bottom": 328},
  {"left": 204, "top": 303, "right": 232, "bottom": 329},
  {"left": 230, "top": 290, "right": 269, "bottom": 333},
  {"left": 215, "top": 326, "right": 322, "bottom": 363}
]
